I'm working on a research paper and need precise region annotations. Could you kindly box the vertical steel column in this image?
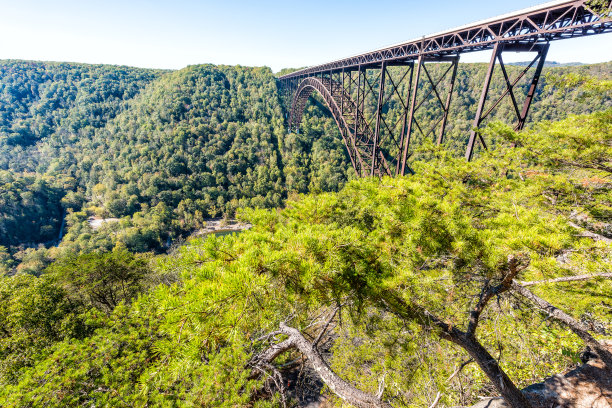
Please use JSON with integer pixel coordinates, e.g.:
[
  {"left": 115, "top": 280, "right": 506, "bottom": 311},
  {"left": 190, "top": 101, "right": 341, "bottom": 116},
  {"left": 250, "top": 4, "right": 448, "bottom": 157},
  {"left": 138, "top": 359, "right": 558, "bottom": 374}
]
[
  {"left": 396, "top": 61, "right": 414, "bottom": 175},
  {"left": 354, "top": 66, "right": 363, "bottom": 146},
  {"left": 401, "top": 55, "right": 423, "bottom": 176},
  {"left": 353, "top": 66, "right": 364, "bottom": 176},
  {"left": 284, "top": 80, "right": 287, "bottom": 120},
  {"left": 516, "top": 43, "right": 549, "bottom": 130},
  {"left": 340, "top": 68, "right": 345, "bottom": 115},
  {"left": 292, "top": 79, "right": 296, "bottom": 120},
  {"left": 465, "top": 42, "right": 500, "bottom": 161},
  {"left": 437, "top": 56, "right": 459, "bottom": 146},
  {"left": 371, "top": 61, "right": 387, "bottom": 176}
]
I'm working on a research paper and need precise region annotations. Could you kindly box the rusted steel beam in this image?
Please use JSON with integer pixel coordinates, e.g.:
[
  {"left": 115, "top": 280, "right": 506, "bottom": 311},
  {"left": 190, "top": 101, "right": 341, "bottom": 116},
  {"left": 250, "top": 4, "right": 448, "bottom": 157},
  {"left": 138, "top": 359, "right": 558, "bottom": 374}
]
[
  {"left": 396, "top": 62, "right": 414, "bottom": 175},
  {"left": 466, "top": 42, "right": 498, "bottom": 161},
  {"left": 371, "top": 61, "right": 387, "bottom": 176},
  {"left": 354, "top": 66, "right": 363, "bottom": 154},
  {"left": 401, "top": 55, "right": 423, "bottom": 176},
  {"left": 465, "top": 42, "right": 550, "bottom": 160},
  {"left": 340, "top": 69, "right": 345, "bottom": 115},
  {"left": 516, "top": 43, "right": 549, "bottom": 130},
  {"left": 289, "top": 77, "right": 363, "bottom": 175},
  {"left": 498, "top": 53, "right": 523, "bottom": 120},
  {"left": 437, "top": 56, "right": 459, "bottom": 146}
]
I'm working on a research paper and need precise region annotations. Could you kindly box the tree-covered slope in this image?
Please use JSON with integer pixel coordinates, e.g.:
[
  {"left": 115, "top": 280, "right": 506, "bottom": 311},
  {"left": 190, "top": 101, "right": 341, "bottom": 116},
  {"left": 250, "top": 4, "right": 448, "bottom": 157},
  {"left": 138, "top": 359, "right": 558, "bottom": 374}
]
[
  {"left": 53, "top": 64, "right": 352, "bottom": 255},
  {"left": 0, "top": 60, "right": 609, "bottom": 271},
  {"left": 0, "top": 171, "right": 64, "bottom": 247},
  {"left": 0, "top": 107, "right": 609, "bottom": 407},
  {"left": 0, "top": 60, "right": 164, "bottom": 172},
  {"left": 0, "top": 62, "right": 353, "bottom": 260}
]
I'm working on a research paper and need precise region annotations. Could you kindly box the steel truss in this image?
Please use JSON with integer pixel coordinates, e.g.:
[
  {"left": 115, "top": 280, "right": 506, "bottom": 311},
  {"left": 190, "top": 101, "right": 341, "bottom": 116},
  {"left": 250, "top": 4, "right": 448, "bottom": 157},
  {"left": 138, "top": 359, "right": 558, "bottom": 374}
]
[
  {"left": 279, "top": 0, "right": 612, "bottom": 176},
  {"left": 465, "top": 43, "right": 550, "bottom": 160}
]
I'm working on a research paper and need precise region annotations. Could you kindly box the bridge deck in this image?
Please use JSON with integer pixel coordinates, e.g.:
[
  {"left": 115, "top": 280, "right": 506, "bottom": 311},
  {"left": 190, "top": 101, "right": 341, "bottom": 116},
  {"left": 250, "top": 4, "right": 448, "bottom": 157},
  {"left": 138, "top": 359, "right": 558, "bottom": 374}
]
[{"left": 280, "top": 0, "right": 612, "bottom": 79}]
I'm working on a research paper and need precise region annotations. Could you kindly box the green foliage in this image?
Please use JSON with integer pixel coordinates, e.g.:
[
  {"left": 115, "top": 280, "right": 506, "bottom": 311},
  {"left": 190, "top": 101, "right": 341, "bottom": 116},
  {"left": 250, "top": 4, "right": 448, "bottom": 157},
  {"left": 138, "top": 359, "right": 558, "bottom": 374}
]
[
  {"left": 46, "top": 248, "right": 152, "bottom": 312},
  {"left": 0, "top": 171, "right": 64, "bottom": 246},
  {"left": 0, "top": 60, "right": 163, "bottom": 171},
  {"left": 0, "top": 245, "right": 273, "bottom": 406},
  {"left": 0, "top": 61, "right": 354, "bottom": 269},
  {"left": 0, "top": 273, "right": 92, "bottom": 386},
  {"left": 0, "top": 302, "right": 165, "bottom": 407},
  {"left": 0, "top": 62, "right": 610, "bottom": 406}
]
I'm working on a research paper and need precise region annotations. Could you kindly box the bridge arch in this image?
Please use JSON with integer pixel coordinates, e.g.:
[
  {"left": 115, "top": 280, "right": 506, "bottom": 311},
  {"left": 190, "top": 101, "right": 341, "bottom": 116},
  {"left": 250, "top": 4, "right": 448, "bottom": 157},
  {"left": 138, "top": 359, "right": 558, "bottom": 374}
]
[
  {"left": 288, "top": 77, "right": 389, "bottom": 177},
  {"left": 289, "top": 77, "right": 362, "bottom": 176}
]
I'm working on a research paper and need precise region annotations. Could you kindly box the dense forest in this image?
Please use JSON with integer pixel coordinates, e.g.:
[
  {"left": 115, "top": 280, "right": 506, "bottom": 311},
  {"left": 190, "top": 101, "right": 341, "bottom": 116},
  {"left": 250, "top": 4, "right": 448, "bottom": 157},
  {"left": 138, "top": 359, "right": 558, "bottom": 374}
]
[
  {"left": 0, "top": 61, "right": 353, "bottom": 269},
  {"left": 0, "top": 60, "right": 610, "bottom": 274},
  {"left": 0, "top": 102, "right": 610, "bottom": 407},
  {"left": 0, "top": 58, "right": 610, "bottom": 407}
]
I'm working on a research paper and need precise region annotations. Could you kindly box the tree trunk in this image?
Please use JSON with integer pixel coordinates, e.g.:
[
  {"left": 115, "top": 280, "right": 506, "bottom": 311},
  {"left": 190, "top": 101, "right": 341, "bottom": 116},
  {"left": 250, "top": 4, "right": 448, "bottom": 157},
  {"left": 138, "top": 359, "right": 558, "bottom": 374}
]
[
  {"left": 375, "top": 290, "right": 530, "bottom": 408},
  {"left": 512, "top": 280, "right": 612, "bottom": 368},
  {"left": 454, "top": 334, "right": 533, "bottom": 408},
  {"left": 254, "top": 338, "right": 295, "bottom": 364},
  {"left": 252, "top": 324, "right": 391, "bottom": 408}
]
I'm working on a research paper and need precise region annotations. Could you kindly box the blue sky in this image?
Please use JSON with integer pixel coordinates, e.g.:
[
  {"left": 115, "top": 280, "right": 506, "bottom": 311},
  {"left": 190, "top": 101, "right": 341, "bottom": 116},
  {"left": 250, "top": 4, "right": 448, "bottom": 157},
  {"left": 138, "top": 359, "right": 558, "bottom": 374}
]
[{"left": 0, "top": 0, "right": 610, "bottom": 72}]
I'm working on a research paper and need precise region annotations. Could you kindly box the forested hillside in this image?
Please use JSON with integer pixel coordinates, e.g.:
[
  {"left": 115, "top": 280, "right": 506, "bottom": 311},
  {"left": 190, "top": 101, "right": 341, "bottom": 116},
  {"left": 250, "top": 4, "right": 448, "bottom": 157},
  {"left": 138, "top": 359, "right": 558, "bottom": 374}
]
[
  {"left": 0, "top": 61, "right": 352, "bottom": 271},
  {"left": 0, "top": 104, "right": 610, "bottom": 407},
  {"left": 0, "top": 61, "right": 164, "bottom": 171},
  {"left": 0, "top": 60, "right": 610, "bottom": 273}
]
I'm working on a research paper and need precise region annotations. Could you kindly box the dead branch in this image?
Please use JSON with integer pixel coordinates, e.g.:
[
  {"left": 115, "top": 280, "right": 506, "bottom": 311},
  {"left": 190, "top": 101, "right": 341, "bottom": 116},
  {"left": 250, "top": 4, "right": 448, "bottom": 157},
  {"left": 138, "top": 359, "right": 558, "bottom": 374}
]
[
  {"left": 520, "top": 272, "right": 612, "bottom": 287},
  {"left": 249, "top": 319, "right": 391, "bottom": 408},
  {"left": 511, "top": 280, "right": 612, "bottom": 368},
  {"left": 467, "top": 255, "right": 529, "bottom": 336},
  {"left": 569, "top": 221, "right": 612, "bottom": 244},
  {"left": 428, "top": 391, "right": 442, "bottom": 408},
  {"left": 313, "top": 306, "right": 339, "bottom": 348},
  {"left": 252, "top": 338, "right": 295, "bottom": 368},
  {"left": 279, "top": 322, "right": 391, "bottom": 408},
  {"left": 446, "top": 359, "right": 474, "bottom": 382}
]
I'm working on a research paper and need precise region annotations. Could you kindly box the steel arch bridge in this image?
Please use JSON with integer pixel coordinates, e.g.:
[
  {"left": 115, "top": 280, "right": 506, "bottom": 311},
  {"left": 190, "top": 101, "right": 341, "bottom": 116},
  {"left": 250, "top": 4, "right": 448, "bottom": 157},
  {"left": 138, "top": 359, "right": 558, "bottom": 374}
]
[{"left": 279, "top": 0, "right": 612, "bottom": 177}]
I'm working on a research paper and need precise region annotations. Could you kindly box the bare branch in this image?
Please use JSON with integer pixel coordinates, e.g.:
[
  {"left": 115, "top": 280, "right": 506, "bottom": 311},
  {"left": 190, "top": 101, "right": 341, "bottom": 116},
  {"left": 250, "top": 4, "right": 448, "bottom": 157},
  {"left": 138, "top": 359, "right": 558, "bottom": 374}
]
[
  {"left": 569, "top": 221, "right": 612, "bottom": 244},
  {"left": 467, "top": 255, "right": 529, "bottom": 336},
  {"left": 376, "top": 372, "right": 386, "bottom": 399},
  {"left": 446, "top": 359, "right": 474, "bottom": 382},
  {"left": 253, "top": 330, "right": 282, "bottom": 343},
  {"left": 428, "top": 392, "right": 442, "bottom": 408},
  {"left": 250, "top": 319, "right": 392, "bottom": 408},
  {"left": 252, "top": 338, "right": 295, "bottom": 367},
  {"left": 279, "top": 322, "right": 392, "bottom": 408},
  {"left": 252, "top": 363, "right": 288, "bottom": 408},
  {"left": 520, "top": 272, "right": 612, "bottom": 287},
  {"left": 313, "top": 306, "right": 339, "bottom": 348},
  {"left": 511, "top": 280, "right": 612, "bottom": 368}
]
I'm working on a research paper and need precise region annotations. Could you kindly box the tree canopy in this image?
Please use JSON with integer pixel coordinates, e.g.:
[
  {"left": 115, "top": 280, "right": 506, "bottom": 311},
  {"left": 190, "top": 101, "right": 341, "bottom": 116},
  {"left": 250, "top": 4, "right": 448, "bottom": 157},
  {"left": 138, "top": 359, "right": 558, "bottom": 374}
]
[{"left": 0, "top": 104, "right": 609, "bottom": 407}]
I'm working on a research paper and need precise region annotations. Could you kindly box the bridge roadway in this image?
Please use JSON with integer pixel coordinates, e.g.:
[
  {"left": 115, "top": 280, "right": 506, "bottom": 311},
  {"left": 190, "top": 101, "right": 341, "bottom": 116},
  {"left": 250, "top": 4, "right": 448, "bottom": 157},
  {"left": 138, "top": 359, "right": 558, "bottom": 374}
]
[{"left": 279, "top": 0, "right": 612, "bottom": 177}]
